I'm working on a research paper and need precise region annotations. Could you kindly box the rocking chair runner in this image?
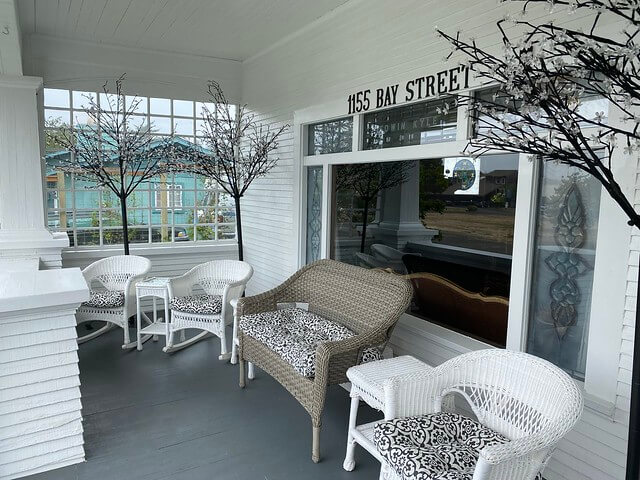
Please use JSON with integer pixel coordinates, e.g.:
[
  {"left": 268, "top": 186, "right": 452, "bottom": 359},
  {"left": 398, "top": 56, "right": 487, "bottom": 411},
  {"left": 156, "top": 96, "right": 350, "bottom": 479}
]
[
  {"left": 75, "top": 255, "right": 151, "bottom": 349},
  {"left": 236, "top": 259, "right": 413, "bottom": 463}
]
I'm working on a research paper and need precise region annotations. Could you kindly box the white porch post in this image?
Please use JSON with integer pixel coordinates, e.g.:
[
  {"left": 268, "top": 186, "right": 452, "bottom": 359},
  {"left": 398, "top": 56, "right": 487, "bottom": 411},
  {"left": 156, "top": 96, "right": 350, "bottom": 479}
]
[
  {"left": 0, "top": 76, "right": 69, "bottom": 268},
  {"left": 0, "top": 0, "right": 67, "bottom": 269}
]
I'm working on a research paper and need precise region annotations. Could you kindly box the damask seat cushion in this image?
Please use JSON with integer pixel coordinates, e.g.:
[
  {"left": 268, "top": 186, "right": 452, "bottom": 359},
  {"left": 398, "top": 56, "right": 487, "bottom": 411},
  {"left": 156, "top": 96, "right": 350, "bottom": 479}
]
[
  {"left": 239, "top": 308, "right": 382, "bottom": 377},
  {"left": 170, "top": 294, "right": 223, "bottom": 315},
  {"left": 374, "top": 413, "right": 509, "bottom": 480},
  {"left": 83, "top": 290, "right": 126, "bottom": 309}
]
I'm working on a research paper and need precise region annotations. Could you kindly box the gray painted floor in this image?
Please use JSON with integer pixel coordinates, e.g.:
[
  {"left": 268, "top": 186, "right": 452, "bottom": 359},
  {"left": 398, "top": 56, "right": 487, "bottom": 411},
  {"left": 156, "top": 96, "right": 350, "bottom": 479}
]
[{"left": 29, "top": 326, "right": 382, "bottom": 480}]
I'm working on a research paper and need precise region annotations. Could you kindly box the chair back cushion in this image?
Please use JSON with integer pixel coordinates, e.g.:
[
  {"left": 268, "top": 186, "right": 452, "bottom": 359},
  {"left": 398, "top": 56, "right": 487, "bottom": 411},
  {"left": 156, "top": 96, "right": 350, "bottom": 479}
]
[{"left": 276, "top": 260, "right": 413, "bottom": 335}]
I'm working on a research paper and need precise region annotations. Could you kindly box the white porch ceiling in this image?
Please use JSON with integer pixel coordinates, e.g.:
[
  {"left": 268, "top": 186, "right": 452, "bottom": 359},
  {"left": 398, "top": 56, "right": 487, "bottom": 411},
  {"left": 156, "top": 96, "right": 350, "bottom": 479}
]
[{"left": 16, "top": 0, "right": 350, "bottom": 62}]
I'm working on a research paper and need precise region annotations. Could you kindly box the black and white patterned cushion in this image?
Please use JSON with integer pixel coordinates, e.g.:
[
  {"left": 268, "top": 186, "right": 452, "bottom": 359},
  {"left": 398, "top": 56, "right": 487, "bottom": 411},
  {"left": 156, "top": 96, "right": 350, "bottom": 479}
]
[
  {"left": 170, "top": 294, "right": 223, "bottom": 315},
  {"left": 239, "top": 308, "right": 382, "bottom": 377},
  {"left": 83, "top": 290, "right": 125, "bottom": 308},
  {"left": 374, "top": 413, "right": 509, "bottom": 480}
]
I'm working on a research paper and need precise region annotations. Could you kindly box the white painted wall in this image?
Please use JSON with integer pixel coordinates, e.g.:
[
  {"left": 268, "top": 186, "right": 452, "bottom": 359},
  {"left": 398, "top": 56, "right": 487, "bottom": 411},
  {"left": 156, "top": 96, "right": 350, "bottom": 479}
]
[{"left": 240, "top": 1, "right": 633, "bottom": 479}]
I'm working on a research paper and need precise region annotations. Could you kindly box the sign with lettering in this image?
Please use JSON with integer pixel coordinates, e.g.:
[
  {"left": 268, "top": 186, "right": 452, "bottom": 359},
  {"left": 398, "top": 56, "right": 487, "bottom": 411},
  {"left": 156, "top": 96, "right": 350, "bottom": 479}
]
[{"left": 346, "top": 66, "right": 469, "bottom": 115}]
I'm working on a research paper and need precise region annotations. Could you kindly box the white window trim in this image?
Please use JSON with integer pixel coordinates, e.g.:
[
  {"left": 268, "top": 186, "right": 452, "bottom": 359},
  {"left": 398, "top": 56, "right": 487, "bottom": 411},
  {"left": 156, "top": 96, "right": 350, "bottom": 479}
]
[{"left": 292, "top": 90, "right": 623, "bottom": 414}]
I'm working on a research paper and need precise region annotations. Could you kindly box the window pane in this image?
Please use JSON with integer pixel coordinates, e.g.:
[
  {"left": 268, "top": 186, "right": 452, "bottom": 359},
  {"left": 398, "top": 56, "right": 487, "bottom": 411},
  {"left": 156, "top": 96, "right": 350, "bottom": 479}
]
[
  {"left": 44, "top": 88, "right": 70, "bottom": 108},
  {"left": 151, "top": 116, "right": 172, "bottom": 134},
  {"left": 173, "top": 100, "right": 193, "bottom": 117},
  {"left": 126, "top": 95, "right": 147, "bottom": 114},
  {"left": 72, "top": 91, "right": 96, "bottom": 110},
  {"left": 363, "top": 97, "right": 457, "bottom": 149},
  {"left": 308, "top": 118, "right": 352, "bottom": 155},
  {"left": 174, "top": 117, "right": 194, "bottom": 136},
  {"left": 527, "top": 162, "right": 601, "bottom": 380},
  {"left": 150, "top": 97, "right": 171, "bottom": 115},
  {"left": 45, "top": 109, "right": 70, "bottom": 127},
  {"left": 77, "top": 230, "right": 100, "bottom": 246},
  {"left": 306, "top": 166, "right": 323, "bottom": 263},
  {"left": 331, "top": 156, "right": 518, "bottom": 346},
  {"left": 99, "top": 93, "right": 120, "bottom": 111}
]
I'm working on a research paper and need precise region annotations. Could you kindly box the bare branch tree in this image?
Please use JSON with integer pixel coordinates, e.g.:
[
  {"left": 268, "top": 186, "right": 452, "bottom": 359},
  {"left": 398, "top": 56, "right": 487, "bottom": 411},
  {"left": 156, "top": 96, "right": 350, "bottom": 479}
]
[
  {"left": 49, "top": 74, "right": 182, "bottom": 254},
  {"left": 438, "top": 1, "right": 640, "bottom": 476},
  {"left": 336, "top": 161, "right": 412, "bottom": 253},
  {"left": 192, "top": 81, "right": 288, "bottom": 260}
]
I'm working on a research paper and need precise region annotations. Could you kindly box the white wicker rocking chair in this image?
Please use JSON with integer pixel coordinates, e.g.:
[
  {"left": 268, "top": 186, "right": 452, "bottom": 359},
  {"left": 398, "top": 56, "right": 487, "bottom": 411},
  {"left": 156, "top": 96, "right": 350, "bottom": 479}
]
[
  {"left": 76, "top": 255, "right": 151, "bottom": 349},
  {"left": 166, "top": 260, "right": 253, "bottom": 358},
  {"left": 374, "top": 349, "right": 583, "bottom": 480}
]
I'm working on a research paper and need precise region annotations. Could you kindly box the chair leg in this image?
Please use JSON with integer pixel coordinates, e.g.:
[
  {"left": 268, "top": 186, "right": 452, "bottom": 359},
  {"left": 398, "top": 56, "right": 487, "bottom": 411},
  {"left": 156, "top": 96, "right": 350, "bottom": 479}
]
[
  {"left": 121, "top": 318, "right": 131, "bottom": 349},
  {"left": 239, "top": 359, "right": 246, "bottom": 388},
  {"left": 218, "top": 323, "right": 230, "bottom": 361},
  {"left": 343, "top": 396, "right": 360, "bottom": 471},
  {"left": 230, "top": 313, "right": 239, "bottom": 365},
  {"left": 312, "top": 423, "right": 321, "bottom": 463},
  {"left": 248, "top": 362, "right": 255, "bottom": 380}
]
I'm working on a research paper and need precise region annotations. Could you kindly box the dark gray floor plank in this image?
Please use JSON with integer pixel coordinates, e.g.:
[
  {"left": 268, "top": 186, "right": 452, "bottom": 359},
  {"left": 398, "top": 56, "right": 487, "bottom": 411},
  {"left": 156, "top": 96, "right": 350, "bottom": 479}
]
[{"left": 28, "top": 326, "right": 382, "bottom": 480}]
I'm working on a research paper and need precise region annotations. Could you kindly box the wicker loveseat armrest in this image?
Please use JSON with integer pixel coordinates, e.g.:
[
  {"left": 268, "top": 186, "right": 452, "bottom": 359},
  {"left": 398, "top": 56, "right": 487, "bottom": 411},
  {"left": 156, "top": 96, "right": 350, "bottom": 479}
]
[{"left": 315, "top": 325, "right": 390, "bottom": 383}]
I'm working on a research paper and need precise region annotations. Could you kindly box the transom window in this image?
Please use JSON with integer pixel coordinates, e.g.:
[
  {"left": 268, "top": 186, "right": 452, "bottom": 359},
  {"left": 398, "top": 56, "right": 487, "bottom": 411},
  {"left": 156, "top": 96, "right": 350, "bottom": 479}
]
[{"left": 43, "top": 88, "right": 236, "bottom": 247}]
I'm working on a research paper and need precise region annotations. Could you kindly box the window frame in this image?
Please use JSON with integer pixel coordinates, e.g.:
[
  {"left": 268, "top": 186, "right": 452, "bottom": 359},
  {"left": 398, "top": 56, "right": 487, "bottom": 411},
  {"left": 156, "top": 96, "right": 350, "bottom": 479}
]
[
  {"left": 42, "top": 88, "right": 237, "bottom": 249},
  {"left": 292, "top": 87, "right": 622, "bottom": 412}
]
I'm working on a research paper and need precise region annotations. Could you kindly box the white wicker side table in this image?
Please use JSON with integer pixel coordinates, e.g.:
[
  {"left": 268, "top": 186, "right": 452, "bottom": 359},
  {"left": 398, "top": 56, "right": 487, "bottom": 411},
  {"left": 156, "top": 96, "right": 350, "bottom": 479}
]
[
  {"left": 343, "top": 355, "right": 433, "bottom": 472},
  {"left": 136, "top": 277, "right": 171, "bottom": 351}
]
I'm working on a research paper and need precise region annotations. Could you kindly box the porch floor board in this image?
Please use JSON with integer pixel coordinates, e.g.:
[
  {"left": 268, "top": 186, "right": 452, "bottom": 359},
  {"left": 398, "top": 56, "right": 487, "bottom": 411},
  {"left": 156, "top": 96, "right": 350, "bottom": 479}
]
[{"left": 28, "top": 326, "right": 382, "bottom": 480}]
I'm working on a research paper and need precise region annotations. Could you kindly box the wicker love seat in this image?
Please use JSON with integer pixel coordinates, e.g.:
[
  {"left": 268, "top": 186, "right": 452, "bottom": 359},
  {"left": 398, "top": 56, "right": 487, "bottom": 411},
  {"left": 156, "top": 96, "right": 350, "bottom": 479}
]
[{"left": 236, "top": 259, "right": 413, "bottom": 463}]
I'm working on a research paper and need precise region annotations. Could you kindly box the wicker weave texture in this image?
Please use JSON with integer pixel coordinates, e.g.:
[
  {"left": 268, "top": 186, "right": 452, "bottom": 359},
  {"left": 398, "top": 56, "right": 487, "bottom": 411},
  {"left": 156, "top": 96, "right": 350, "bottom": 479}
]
[
  {"left": 76, "top": 255, "right": 151, "bottom": 346},
  {"left": 237, "top": 259, "right": 414, "bottom": 462},
  {"left": 380, "top": 349, "right": 583, "bottom": 480}
]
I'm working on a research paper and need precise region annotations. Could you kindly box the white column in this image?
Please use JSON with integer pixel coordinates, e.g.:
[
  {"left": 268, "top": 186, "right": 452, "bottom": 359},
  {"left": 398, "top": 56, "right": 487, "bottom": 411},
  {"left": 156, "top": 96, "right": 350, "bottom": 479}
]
[{"left": 0, "top": 75, "right": 68, "bottom": 268}]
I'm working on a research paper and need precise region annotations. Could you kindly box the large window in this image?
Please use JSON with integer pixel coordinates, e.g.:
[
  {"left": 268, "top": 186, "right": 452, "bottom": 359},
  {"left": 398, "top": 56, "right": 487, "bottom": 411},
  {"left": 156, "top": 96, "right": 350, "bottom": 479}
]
[
  {"left": 43, "top": 88, "right": 236, "bottom": 247},
  {"left": 330, "top": 154, "right": 518, "bottom": 346}
]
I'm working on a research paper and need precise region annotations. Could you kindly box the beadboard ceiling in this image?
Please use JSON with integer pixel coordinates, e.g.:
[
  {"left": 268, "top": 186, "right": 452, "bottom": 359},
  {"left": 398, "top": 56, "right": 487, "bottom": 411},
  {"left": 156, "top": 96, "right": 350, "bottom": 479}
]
[{"left": 17, "top": 0, "right": 350, "bottom": 61}]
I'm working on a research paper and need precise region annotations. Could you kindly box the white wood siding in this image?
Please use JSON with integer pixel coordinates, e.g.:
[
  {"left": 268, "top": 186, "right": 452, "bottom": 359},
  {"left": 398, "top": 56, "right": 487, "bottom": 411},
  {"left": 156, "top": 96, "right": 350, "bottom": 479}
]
[
  {"left": 240, "top": 1, "right": 632, "bottom": 478},
  {"left": 0, "top": 308, "right": 84, "bottom": 480}
]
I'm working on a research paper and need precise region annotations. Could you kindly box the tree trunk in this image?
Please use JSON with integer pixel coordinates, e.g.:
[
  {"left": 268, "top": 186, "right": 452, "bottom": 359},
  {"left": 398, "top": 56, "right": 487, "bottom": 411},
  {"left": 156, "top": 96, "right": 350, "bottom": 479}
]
[
  {"left": 120, "top": 195, "right": 130, "bottom": 255},
  {"left": 234, "top": 195, "right": 243, "bottom": 261},
  {"left": 626, "top": 266, "right": 640, "bottom": 479},
  {"left": 360, "top": 198, "right": 370, "bottom": 253}
]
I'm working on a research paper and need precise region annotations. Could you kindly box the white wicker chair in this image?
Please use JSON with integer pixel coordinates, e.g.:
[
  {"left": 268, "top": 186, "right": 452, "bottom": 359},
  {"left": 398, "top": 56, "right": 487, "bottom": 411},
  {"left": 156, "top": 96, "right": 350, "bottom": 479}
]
[
  {"left": 375, "top": 349, "right": 583, "bottom": 480},
  {"left": 166, "top": 260, "right": 253, "bottom": 358},
  {"left": 76, "top": 255, "right": 151, "bottom": 349}
]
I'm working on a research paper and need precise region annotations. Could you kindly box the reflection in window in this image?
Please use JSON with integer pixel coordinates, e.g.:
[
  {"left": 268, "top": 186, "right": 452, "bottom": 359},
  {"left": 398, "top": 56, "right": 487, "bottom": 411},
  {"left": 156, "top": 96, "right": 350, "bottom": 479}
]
[
  {"left": 330, "top": 155, "right": 519, "bottom": 346},
  {"left": 474, "top": 87, "right": 609, "bottom": 138},
  {"left": 527, "top": 162, "right": 601, "bottom": 380},
  {"left": 363, "top": 97, "right": 457, "bottom": 150},
  {"left": 307, "top": 117, "right": 353, "bottom": 155}
]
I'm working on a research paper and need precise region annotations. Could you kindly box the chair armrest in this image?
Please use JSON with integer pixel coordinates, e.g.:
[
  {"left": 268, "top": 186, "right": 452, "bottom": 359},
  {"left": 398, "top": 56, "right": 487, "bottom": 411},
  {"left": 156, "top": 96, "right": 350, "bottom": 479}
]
[
  {"left": 479, "top": 433, "right": 555, "bottom": 466},
  {"left": 314, "top": 325, "right": 390, "bottom": 385}
]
